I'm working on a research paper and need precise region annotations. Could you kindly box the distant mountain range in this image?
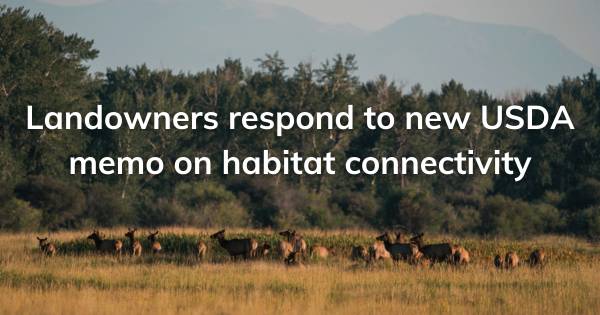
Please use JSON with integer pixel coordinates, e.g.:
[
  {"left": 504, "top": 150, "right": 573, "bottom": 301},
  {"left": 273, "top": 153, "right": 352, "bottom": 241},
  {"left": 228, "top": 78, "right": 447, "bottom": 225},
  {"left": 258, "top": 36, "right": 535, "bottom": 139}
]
[{"left": 5, "top": 0, "right": 596, "bottom": 94}]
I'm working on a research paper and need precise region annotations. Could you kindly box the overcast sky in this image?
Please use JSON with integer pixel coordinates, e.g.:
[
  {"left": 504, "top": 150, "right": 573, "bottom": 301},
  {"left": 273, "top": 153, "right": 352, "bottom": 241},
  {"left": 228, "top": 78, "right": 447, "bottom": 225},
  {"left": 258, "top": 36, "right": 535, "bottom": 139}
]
[{"left": 37, "top": 0, "right": 600, "bottom": 65}]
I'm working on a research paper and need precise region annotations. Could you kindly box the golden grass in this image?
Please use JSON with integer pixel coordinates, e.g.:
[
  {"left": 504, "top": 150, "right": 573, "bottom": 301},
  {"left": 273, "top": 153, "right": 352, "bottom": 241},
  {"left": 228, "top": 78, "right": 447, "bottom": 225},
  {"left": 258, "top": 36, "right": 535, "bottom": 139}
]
[{"left": 0, "top": 228, "right": 599, "bottom": 315}]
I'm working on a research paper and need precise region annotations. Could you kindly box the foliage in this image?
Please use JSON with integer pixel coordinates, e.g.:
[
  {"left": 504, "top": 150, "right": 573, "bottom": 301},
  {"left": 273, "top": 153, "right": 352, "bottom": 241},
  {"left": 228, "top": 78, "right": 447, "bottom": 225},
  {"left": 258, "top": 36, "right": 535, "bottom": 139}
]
[{"left": 1, "top": 7, "right": 600, "bottom": 236}]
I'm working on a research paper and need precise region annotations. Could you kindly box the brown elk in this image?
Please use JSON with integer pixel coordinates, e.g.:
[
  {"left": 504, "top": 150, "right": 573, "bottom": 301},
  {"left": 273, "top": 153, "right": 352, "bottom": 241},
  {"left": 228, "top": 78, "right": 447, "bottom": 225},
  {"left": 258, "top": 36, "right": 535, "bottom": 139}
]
[
  {"left": 351, "top": 245, "right": 368, "bottom": 261},
  {"left": 368, "top": 241, "right": 391, "bottom": 262},
  {"left": 36, "top": 237, "right": 56, "bottom": 257},
  {"left": 87, "top": 230, "right": 123, "bottom": 255},
  {"left": 277, "top": 239, "right": 293, "bottom": 260},
  {"left": 148, "top": 230, "right": 162, "bottom": 254},
  {"left": 197, "top": 240, "right": 207, "bottom": 260},
  {"left": 124, "top": 228, "right": 142, "bottom": 257},
  {"left": 259, "top": 243, "right": 271, "bottom": 257},
  {"left": 210, "top": 229, "right": 257, "bottom": 260},
  {"left": 452, "top": 245, "right": 470, "bottom": 265},
  {"left": 494, "top": 254, "right": 504, "bottom": 269},
  {"left": 409, "top": 233, "right": 453, "bottom": 264},
  {"left": 505, "top": 252, "right": 519, "bottom": 269},
  {"left": 375, "top": 232, "right": 412, "bottom": 261},
  {"left": 529, "top": 249, "right": 546, "bottom": 267},
  {"left": 279, "top": 230, "right": 307, "bottom": 256},
  {"left": 408, "top": 242, "right": 430, "bottom": 266},
  {"left": 310, "top": 245, "right": 331, "bottom": 259}
]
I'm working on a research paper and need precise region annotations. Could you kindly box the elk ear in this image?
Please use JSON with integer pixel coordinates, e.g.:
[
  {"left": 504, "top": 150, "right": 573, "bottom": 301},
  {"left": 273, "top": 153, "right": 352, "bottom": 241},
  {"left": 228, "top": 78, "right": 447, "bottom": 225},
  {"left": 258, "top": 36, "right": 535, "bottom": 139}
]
[{"left": 37, "top": 236, "right": 41, "bottom": 241}]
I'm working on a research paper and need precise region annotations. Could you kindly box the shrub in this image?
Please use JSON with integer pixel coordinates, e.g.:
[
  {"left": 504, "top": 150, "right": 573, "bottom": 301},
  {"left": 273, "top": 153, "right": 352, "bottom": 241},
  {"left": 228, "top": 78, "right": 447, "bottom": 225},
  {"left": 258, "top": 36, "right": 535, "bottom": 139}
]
[
  {"left": 440, "top": 206, "right": 481, "bottom": 234},
  {"left": 329, "top": 190, "right": 378, "bottom": 225},
  {"left": 15, "top": 176, "right": 85, "bottom": 229},
  {"left": 173, "top": 181, "right": 250, "bottom": 227},
  {"left": 479, "top": 195, "right": 563, "bottom": 237},
  {"left": 84, "top": 183, "right": 134, "bottom": 227},
  {"left": 0, "top": 198, "right": 41, "bottom": 231},
  {"left": 570, "top": 206, "right": 600, "bottom": 240},
  {"left": 378, "top": 185, "right": 445, "bottom": 233},
  {"left": 563, "top": 178, "right": 600, "bottom": 210}
]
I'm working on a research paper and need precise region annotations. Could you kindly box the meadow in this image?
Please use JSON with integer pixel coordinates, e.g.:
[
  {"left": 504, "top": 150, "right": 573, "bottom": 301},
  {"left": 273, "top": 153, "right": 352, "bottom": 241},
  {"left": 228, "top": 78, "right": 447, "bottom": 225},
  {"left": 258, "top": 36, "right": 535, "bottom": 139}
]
[{"left": 0, "top": 228, "right": 599, "bottom": 315}]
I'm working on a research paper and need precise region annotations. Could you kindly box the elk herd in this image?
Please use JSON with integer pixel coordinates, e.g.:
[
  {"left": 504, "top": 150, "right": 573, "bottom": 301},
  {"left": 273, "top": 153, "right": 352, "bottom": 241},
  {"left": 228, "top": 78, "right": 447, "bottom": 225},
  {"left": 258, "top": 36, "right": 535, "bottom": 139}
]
[{"left": 35, "top": 229, "right": 547, "bottom": 269}]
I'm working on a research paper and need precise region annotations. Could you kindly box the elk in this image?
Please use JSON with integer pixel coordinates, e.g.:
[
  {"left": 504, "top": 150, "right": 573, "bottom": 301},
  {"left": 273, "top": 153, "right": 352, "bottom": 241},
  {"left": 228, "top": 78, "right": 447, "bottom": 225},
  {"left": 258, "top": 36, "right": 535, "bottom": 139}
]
[
  {"left": 284, "top": 251, "right": 303, "bottom": 267},
  {"left": 277, "top": 239, "right": 294, "bottom": 260},
  {"left": 87, "top": 230, "right": 123, "bottom": 255},
  {"left": 351, "top": 245, "right": 368, "bottom": 261},
  {"left": 210, "top": 229, "right": 257, "bottom": 260},
  {"left": 124, "top": 228, "right": 142, "bottom": 257},
  {"left": 279, "top": 230, "right": 307, "bottom": 256},
  {"left": 36, "top": 237, "right": 56, "bottom": 257},
  {"left": 529, "top": 249, "right": 546, "bottom": 267},
  {"left": 368, "top": 241, "right": 391, "bottom": 262},
  {"left": 148, "top": 230, "right": 162, "bottom": 254},
  {"left": 197, "top": 240, "right": 207, "bottom": 261},
  {"left": 494, "top": 254, "right": 504, "bottom": 269},
  {"left": 375, "top": 232, "right": 412, "bottom": 261},
  {"left": 259, "top": 243, "right": 271, "bottom": 257},
  {"left": 310, "top": 245, "right": 331, "bottom": 259},
  {"left": 505, "top": 252, "right": 519, "bottom": 269},
  {"left": 408, "top": 242, "right": 430, "bottom": 266},
  {"left": 409, "top": 233, "right": 453, "bottom": 263},
  {"left": 452, "top": 245, "right": 470, "bottom": 265}
]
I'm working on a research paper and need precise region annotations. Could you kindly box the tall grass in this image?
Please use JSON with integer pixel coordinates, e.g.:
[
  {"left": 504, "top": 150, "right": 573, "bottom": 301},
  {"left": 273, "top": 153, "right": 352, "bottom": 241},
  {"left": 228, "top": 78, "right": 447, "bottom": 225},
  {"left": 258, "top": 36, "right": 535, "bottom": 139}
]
[{"left": 1, "top": 229, "right": 599, "bottom": 314}]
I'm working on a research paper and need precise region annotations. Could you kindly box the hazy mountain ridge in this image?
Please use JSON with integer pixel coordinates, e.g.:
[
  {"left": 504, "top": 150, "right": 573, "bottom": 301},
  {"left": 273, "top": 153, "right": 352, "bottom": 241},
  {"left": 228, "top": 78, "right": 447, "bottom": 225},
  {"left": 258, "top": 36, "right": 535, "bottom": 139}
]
[{"left": 5, "top": 0, "right": 595, "bottom": 94}]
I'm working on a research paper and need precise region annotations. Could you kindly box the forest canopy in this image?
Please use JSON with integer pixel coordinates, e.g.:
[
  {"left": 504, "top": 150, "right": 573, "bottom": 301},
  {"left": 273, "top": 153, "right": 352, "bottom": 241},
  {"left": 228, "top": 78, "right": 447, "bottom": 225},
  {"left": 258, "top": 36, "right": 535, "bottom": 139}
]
[{"left": 1, "top": 6, "right": 600, "bottom": 239}]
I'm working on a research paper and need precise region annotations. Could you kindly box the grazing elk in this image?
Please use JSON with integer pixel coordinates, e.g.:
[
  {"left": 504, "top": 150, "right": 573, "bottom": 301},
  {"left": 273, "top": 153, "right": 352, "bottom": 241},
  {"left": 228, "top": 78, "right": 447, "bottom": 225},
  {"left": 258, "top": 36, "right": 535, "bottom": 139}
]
[
  {"left": 351, "top": 245, "right": 368, "bottom": 261},
  {"left": 279, "top": 230, "right": 307, "bottom": 256},
  {"left": 409, "top": 233, "right": 453, "bottom": 264},
  {"left": 148, "top": 230, "right": 162, "bottom": 254},
  {"left": 494, "top": 254, "right": 504, "bottom": 269},
  {"left": 124, "top": 228, "right": 142, "bottom": 257},
  {"left": 452, "top": 245, "right": 470, "bottom": 265},
  {"left": 197, "top": 240, "right": 207, "bottom": 261},
  {"left": 87, "top": 230, "right": 123, "bottom": 255},
  {"left": 375, "top": 232, "right": 412, "bottom": 261},
  {"left": 210, "top": 229, "right": 257, "bottom": 260},
  {"left": 36, "top": 237, "right": 56, "bottom": 257},
  {"left": 529, "top": 249, "right": 546, "bottom": 267},
  {"left": 505, "top": 252, "right": 519, "bottom": 269},
  {"left": 310, "top": 245, "right": 331, "bottom": 259}
]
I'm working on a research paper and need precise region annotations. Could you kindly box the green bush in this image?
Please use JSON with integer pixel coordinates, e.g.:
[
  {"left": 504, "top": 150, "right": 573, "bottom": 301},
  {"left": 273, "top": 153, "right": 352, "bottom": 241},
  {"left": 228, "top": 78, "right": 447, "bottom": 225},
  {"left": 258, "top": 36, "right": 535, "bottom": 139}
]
[
  {"left": 479, "top": 195, "right": 563, "bottom": 237},
  {"left": 15, "top": 176, "right": 85, "bottom": 230},
  {"left": 378, "top": 185, "right": 445, "bottom": 232},
  {"left": 0, "top": 198, "right": 41, "bottom": 231},
  {"left": 84, "top": 183, "right": 134, "bottom": 227},
  {"left": 173, "top": 181, "right": 250, "bottom": 227},
  {"left": 570, "top": 206, "right": 600, "bottom": 240},
  {"left": 563, "top": 178, "right": 600, "bottom": 210}
]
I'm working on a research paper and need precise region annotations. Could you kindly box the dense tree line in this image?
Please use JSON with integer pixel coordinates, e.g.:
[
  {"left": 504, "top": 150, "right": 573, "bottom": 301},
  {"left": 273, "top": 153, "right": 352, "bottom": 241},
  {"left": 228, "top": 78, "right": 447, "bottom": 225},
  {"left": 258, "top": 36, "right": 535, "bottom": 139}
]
[{"left": 1, "top": 6, "right": 600, "bottom": 238}]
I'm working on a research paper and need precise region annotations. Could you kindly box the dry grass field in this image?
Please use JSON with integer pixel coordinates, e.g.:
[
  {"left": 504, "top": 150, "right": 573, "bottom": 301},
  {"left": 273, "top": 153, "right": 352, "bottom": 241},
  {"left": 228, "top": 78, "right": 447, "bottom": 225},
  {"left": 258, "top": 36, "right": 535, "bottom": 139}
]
[{"left": 0, "top": 228, "right": 599, "bottom": 315}]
